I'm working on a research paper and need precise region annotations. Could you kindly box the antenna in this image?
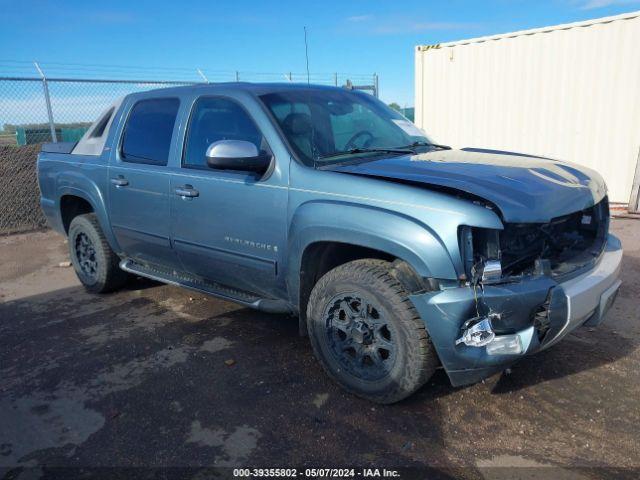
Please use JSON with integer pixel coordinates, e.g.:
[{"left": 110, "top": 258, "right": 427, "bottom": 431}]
[
  {"left": 303, "top": 26, "right": 317, "bottom": 165},
  {"left": 304, "top": 26, "right": 310, "bottom": 85}
]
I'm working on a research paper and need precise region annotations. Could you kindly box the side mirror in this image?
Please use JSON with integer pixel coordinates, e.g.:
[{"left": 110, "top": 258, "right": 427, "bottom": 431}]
[{"left": 205, "top": 140, "right": 271, "bottom": 173}]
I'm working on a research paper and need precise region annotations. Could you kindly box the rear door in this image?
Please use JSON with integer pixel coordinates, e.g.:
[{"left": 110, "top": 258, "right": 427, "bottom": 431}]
[
  {"left": 170, "top": 95, "right": 288, "bottom": 297},
  {"left": 108, "top": 96, "right": 181, "bottom": 268}
]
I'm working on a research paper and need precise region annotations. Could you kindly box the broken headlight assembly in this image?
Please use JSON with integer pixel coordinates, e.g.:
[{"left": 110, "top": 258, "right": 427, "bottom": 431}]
[{"left": 458, "top": 226, "right": 503, "bottom": 285}]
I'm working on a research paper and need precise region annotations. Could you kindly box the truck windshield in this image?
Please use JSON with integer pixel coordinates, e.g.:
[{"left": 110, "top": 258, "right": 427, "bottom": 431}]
[{"left": 259, "top": 89, "right": 434, "bottom": 166}]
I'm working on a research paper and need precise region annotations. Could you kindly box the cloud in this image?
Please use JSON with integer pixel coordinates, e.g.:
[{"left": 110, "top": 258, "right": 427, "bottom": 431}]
[
  {"left": 347, "top": 14, "right": 374, "bottom": 22},
  {"left": 577, "top": 0, "right": 640, "bottom": 9},
  {"left": 374, "top": 21, "right": 478, "bottom": 35},
  {"left": 341, "top": 14, "right": 478, "bottom": 35}
]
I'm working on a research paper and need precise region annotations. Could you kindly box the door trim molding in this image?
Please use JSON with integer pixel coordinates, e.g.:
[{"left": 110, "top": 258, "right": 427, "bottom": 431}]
[{"left": 173, "top": 237, "right": 276, "bottom": 274}]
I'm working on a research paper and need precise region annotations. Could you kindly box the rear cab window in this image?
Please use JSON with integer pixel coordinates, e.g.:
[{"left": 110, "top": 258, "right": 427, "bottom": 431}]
[{"left": 121, "top": 98, "right": 180, "bottom": 166}]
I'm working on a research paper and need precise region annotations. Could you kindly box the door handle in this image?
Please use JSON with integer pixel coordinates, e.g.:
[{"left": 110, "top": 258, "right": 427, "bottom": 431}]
[
  {"left": 110, "top": 176, "right": 129, "bottom": 187},
  {"left": 175, "top": 185, "right": 199, "bottom": 198}
]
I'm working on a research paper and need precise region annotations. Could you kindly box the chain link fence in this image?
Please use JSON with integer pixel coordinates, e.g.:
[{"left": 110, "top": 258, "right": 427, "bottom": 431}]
[
  {"left": 0, "top": 72, "right": 378, "bottom": 234},
  {"left": 0, "top": 77, "right": 196, "bottom": 235}
]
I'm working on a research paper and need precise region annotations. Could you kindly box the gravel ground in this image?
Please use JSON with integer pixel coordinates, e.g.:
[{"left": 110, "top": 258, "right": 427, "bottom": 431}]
[{"left": 0, "top": 220, "right": 639, "bottom": 479}]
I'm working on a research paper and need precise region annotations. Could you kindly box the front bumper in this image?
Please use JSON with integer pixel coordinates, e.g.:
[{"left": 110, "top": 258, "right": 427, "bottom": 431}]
[{"left": 410, "top": 234, "right": 623, "bottom": 387}]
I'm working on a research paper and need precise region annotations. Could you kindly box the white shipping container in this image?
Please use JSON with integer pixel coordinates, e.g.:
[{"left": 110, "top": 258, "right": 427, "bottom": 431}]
[{"left": 415, "top": 11, "right": 640, "bottom": 211}]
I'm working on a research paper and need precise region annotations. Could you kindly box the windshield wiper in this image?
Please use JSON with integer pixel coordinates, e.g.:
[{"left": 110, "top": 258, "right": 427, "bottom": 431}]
[
  {"left": 397, "top": 141, "right": 452, "bottom": 151},
  {"left": 318, "top": 147, "right": 414, "bottom": 160}
]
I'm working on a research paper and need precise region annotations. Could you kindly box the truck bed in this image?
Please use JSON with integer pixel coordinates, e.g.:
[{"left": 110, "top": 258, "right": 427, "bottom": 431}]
[{"left": 41, "top": 142, "right": 77, "bottom": 154}]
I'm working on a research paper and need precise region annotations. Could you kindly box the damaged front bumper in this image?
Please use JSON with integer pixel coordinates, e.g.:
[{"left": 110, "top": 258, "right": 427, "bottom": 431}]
[{"left": 410, "top": 234, "right": 623, "bottom": 387}]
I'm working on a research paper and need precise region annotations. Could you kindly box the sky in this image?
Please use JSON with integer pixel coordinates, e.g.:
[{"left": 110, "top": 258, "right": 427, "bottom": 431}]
[{"left": 2, "top": 0, "right": 640, "bottom": 107}]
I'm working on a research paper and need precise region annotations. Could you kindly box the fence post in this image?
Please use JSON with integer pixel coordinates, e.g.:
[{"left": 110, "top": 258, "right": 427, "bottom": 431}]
[
  {"left": 373, "top": 73, "right": 379, "bottom": 98},
  {"left": 34, "top": 62, "right": 57, "bottom": 143},
  {"left": 196, "top": 68, "right": 209, "bottom": 83}
]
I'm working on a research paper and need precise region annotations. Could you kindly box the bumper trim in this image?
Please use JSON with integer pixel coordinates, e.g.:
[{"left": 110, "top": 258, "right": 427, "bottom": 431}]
[{"left": 542, "top": 234, "right": 623, "bottom": 349}]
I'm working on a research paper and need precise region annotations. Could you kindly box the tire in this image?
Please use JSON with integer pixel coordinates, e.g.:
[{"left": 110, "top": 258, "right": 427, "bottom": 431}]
[
  {"left": 306, "top": 259, "right": 438, "bottom": 404},
  {"left": 68, "top": 213, "right": 128, "bottom": 293}
]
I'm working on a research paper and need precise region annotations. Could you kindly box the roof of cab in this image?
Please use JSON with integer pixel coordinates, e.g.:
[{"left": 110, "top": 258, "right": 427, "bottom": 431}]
[{"left": 126, "top": 82, "right": 349, "bottom": 98}]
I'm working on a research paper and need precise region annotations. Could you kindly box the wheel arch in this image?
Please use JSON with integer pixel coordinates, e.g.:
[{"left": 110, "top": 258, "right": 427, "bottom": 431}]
[
  {"left": 57, "top": 181, "right": 120, "bottom": 253},
  {"left": 287, "top": 201, "right": 458, "bottom": 333},
  {"left": 60, "top": 195, "right": 93, "bottom": 233}
]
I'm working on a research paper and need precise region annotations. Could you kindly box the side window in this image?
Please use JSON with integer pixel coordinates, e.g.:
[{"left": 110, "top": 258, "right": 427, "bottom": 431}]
[
  {"left": 121, "top": 98, "right": 180, "bottom": 166},
  {"left": 183, "top": 97, "right": 265, "bottom": 169}
]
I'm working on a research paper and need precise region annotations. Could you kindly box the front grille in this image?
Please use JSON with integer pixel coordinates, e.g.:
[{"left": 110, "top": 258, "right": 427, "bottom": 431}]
[{"left": 499, "top": 197, "right": 609, "bottom": 278}]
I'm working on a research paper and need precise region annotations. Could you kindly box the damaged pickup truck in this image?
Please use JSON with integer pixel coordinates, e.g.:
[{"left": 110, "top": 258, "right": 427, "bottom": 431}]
[{"left": 37, "top": 83, "right": 622, "bottom": 403}]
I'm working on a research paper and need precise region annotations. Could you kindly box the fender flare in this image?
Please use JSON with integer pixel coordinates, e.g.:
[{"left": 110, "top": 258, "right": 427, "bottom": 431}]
[
  {"left": 56, "top": 174, "right": 121, "bottom": 253},
  {"left": 287, "top": 201, "right": 458, "bottom": 306}
]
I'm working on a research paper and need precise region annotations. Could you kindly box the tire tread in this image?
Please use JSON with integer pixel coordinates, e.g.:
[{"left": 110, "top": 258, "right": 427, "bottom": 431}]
[
  {"left": 306, "top": 259, "right": 438, "bottom": 404},
  {"left": 68, "top": 213, "right": 127, "bottom": 293}
]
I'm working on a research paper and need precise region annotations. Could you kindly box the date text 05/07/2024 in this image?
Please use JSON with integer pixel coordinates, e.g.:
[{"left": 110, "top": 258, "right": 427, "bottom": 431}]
[{"left": 232, "top": 468, "right": 401, "bottom": 478}]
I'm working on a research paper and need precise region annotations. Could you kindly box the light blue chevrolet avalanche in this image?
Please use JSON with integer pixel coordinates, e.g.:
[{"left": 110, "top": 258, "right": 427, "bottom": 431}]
[{"left": 37, "top": 83, "right": 622, "bottom": 403}]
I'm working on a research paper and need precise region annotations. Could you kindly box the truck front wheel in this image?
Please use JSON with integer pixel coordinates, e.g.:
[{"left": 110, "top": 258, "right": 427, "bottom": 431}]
[
  {"left": 306, "top": 259, "right": 438, "bottom": 404},
  {"left": 68, "top": 213, "right": 128, "bottom": 293}
]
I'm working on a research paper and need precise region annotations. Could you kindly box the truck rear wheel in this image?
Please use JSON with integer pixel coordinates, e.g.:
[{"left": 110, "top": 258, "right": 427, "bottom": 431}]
[
  {"left": 68, "top": 213, "right": 127, "bottom": 293},
  {"left": 306, "top": 259, "right": 438, "bottom": 404}
]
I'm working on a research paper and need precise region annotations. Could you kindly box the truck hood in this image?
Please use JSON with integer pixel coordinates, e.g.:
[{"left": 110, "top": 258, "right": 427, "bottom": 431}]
[{"left": 324, "top": 148, "right": 607, "bottom": 223}]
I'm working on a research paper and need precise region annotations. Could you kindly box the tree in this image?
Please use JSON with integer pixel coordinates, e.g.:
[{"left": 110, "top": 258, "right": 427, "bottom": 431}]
[{"left": 388, "top": 102, "right": 401, "bottom": 112}]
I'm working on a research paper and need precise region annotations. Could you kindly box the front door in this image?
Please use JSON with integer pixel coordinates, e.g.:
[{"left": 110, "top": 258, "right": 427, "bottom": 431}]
[
  {"left": 170, "top": 96, "right": 287, "bottom": 297},
  {"left": 109, "top": 96, "right": 181, "bottom": 268}
]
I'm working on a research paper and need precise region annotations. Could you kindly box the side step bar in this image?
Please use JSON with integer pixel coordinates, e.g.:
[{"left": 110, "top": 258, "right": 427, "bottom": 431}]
[{"left": 120, "top": 259, "right": 292, "bottom": 314}]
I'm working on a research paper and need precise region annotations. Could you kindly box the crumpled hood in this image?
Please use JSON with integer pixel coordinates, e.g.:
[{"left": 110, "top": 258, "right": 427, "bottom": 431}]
[{"left": 324, "top": 148, "right": 607, "bottom": 223}]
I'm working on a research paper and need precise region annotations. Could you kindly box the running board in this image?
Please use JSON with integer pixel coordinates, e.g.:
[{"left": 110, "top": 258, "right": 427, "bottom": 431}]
[{"left": 119, "top": 259, "right": 292, "bottom": 314}]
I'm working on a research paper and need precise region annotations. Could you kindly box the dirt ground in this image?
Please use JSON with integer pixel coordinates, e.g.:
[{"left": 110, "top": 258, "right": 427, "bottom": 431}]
[{"left": 1, "top": 220, "right": 639, "bottom": 479}]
